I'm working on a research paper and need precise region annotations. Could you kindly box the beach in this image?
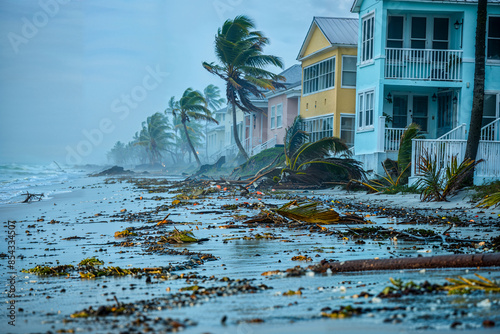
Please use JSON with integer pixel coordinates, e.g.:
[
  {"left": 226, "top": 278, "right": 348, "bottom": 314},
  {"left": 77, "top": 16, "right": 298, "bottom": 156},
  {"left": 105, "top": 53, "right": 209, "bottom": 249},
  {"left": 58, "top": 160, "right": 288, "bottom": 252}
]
[{"left": 1, "top": 167, "right": 499, "bottom": 333}]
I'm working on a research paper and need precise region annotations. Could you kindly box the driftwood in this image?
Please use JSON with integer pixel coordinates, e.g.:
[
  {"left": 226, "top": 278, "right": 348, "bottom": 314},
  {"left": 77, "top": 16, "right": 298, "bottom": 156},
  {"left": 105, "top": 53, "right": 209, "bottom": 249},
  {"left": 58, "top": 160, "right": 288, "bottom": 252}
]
[
  {"left": 22, "top": 192, "right": 44, "bottom": 203},
  {"left": 310, "top": 253, "right": 500, "bottom": 274}
]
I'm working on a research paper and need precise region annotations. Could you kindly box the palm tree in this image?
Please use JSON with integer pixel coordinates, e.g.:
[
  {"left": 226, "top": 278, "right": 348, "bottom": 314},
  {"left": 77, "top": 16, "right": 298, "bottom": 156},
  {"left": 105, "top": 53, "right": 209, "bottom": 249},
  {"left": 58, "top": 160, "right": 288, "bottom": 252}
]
[
  {"left": 464, "top": 0, "right": 487, "bottom": 183},
  {"left": 203, "top": 15, "right": 285, "bottom": 160},
  {"left": 281, "top": 116, "right": 365, "bottom": 185},
  {"left": 134, "top": 112, "right": 173, "bottom": 165},
  {"left": 202, "top": 84, "right": 225, "bottom": 161},
  {"left": 167, "top": 88, "right": 218, "bottom": 167}
]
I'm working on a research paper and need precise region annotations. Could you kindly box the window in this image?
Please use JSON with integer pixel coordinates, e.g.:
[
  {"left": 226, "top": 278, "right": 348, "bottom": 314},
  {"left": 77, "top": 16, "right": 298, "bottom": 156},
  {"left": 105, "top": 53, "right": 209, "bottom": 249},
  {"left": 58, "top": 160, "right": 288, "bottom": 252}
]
[
  {"left": 488, "top": 16, "right": 500, "bottom": 60},
  {"left": 432, "top": 18, "right": 449, "bottom": 50},
  {"left": 361, "top": 14, "right": 374, "bottom": 63},
  {"left": 483, "top": 94, "right": 500, "bottom": 127},
  {"left": 412, "top": 96, "right": 429, "bottom": 132},
  {"left": 270, "top": 105, "right": 276, "bottom": 129},
  {"left": 276, "top": 104, "right": 283, "bottom": 128},
  {"left": 387, "top": 16, "right": 403, "bottom": 48},
  {"left": 340, "top": 115, "right": 355, "bottom": 147},
  {"left": 411, "top": 17, "right": 426, "bottom": 49},
  {"left": 303, "top": 115, "right": 334, "bottom": 142},
  {"left": 303, "top": 57, "right": 335, "bottom": 94},
  {"left": 341, "top": 56, "right": 357, "bottom": 88},
  {"left": 357, "top": 90, "right": 374, "bottom": 130}
]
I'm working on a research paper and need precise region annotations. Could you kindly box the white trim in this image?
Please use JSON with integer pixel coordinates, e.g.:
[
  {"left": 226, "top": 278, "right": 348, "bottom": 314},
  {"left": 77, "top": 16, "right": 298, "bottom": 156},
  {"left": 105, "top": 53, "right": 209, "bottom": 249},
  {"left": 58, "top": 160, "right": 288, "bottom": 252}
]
[
  {"left": 361, "top": 11, "right": 375, "bottom": 64},
  {"left": 270, "top": 105, "right": 276, "bottom": 129},
  {"left": 341, "top": 55, "right": 357, "bottom": 89},
  {"left": 276, "top": 103, "right": 283, "bottom": 129},
  {"left": 303, "top": 56, "right": 336, "bottom": 95},
  {"left": 356, "top": 87, "right": 376, "bottom": 132}
]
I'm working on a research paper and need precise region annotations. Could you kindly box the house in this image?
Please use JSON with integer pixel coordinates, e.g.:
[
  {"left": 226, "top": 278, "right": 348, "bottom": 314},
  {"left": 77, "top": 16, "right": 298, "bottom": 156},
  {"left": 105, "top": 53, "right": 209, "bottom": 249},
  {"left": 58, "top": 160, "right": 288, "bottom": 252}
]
[
  {"left": 351, "top": 0, "right": 500, "bottom": 184},
  {"left": 206, "top": 107, "right": 226, "bottom": 162},
  {"left": 297, "top": 17, "right": 359, "bottom": 147},
  {"left": 265, "top": 64, "right": 302, "bottom": 146}
]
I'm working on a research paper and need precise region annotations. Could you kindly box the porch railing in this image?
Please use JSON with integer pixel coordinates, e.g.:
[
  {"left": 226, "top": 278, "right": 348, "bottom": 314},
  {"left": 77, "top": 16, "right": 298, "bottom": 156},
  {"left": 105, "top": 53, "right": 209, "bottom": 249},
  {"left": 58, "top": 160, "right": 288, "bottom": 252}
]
[
  {"left": 437, "top": 123, "right": 467, "bottom": 140},
  {"left": 411, "top": 139, "right": 467, "bottom": 176},
  {"left": 481, "top": 118, "right": 500, "bottom": 141},
  {"left": 384, "top": 127, "right": 406, "bottom": 152},
  {"left": 411, "top": 139, "right": 500, "bottom": 178},
  {"left": 385, "top": 48, "right": 463, "bottom": 82},
  {"left": 251, "top": 135, "right": 277, "bottom": 156}
]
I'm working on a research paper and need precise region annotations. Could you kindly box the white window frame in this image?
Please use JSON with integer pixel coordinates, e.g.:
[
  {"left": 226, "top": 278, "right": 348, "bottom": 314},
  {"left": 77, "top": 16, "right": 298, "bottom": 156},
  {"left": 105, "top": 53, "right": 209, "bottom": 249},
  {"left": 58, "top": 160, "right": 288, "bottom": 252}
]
[
  {"left": 276, "top": 103, "right": 283, "bottom": 128},
  {"left": 303, "top": 56, "right": 336, "bottom": 95},
  {"left": 270, "top": 105, "right": 276, "bottom": 129},
  {"left": 483, "top": 91, "right": 500, "bottom": 125},
  {"left": 303, "top": 114, "right": 334, "bottom": 143},
  {"left": 361, "top": 12, "right": 375, "bottom": 64},
  {"left": 487, "top": 15, "right": 500, "bottom": 63},
  {"left": 341, "top": 55, "right": 357, "bottom": 88},
  {"left": 340, "top": 114, "right": 355, "bottom": 147},
  {"left": 386, "top": 15, "right": 404, "bottom": 48},
  {"left": 357, "top": 89, "right": 375, "bottom": 131}
]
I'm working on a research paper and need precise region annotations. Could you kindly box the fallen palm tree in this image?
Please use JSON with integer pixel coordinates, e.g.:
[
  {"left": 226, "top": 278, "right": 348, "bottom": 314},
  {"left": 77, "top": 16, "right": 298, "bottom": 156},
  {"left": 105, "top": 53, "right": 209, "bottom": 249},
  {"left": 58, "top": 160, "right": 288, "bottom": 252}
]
[{"left": 263, "top": 253, "right": 500, "bottom": 277}]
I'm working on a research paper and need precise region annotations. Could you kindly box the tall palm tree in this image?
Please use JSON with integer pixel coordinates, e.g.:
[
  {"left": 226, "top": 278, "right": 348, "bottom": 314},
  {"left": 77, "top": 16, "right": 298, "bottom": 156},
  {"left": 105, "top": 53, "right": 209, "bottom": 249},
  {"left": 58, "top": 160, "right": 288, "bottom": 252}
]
[
  {"left": 203, "top": 84, "right": 225, "bottom": 161},
  {"left": 134, "top": 112, "right": 173, "bottom": 165},
  {"left": 203, "top": 15, "right": 285, "bottom": 160},
  {"left": 465, "top": 0, "right": 487, "bottom": 183},
  {"left": 168, "top": 88, "right": 218, "bottom": 167}
]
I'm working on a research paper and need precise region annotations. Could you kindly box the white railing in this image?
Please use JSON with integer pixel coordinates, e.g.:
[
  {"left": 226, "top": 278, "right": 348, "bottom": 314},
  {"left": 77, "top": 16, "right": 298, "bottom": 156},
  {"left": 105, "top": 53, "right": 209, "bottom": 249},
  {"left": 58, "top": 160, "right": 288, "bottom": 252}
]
[
  {"left": 437, "top": 123, "right": 467, "bottom": 140},
  {"left": 251, "top": 135, "right": 277, "bottom": 156},
  {"left": 385, "top": 48, "right": 463, "bottom": 82},
  {"left": 481, "top": 118, "right": 500, "bottom": 141},
  {"left": 384, "top": 127, "right": 406, "bottom": 152},
  {"left": 476, "top": 141, "right": 500, "bottom": 177},
  {"left": 411, "top": 139, "right": 500, "bottom": 178}
]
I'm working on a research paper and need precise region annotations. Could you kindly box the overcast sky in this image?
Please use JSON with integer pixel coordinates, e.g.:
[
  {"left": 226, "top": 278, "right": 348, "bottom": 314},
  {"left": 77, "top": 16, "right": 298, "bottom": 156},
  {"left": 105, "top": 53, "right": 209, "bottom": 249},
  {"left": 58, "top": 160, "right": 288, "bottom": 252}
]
[{"left": 0, "top": 0, "right": 355, "bottom": 165}]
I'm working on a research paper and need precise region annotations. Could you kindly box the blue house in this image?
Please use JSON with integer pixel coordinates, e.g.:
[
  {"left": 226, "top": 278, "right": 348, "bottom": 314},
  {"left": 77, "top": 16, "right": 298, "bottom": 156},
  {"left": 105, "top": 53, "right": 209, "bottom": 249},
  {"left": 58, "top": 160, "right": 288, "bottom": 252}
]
[{"left": 351, "top": 0, "right": 500, "bottom": 184}]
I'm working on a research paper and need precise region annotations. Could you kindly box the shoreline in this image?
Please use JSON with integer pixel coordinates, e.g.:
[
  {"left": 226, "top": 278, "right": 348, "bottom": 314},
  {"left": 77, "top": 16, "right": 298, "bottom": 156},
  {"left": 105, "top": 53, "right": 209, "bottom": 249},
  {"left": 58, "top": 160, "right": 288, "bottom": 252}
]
[{"left": 1, "top": 173, "right": 499, "bottom": 334}]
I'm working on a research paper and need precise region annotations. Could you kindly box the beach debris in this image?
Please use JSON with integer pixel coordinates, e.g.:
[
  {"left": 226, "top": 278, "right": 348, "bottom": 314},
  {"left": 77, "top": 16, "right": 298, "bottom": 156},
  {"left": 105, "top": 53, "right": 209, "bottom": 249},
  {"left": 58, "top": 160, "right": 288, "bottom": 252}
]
[
  {"left": 114, "top": 229, "right": 138, "bottom": 238},
  {"left": 22, "top": 264, "right": 74, "bottom": 276},
  {"left": 291, "top": 255, "right": 312, "bottom": 261},
  {"left": 477, "top": 191, "right": 500, "bottom": 208},
  {"left": 90, "top": 166, "right": 134, "bottom": 177},
  {"left": 69, "top": 279, "right": 270, "bottom": 319},
  {"left": 321, "top": 305, "right": 363, "bottom": 318},
  {"left": 276, "top": 201, "right": 340, "bottom": 224},
  {"left": 283, "top": 289, "right": 302, "bottom": 296},
  {"left": 379, "top": 278, "right": 443, "bottom": 298},
  {"left": 160, "top": 227, "right": 199, "bottom": 244},
  {"left": 263, "top": 253, "right": 500, "bottom": 277},
  {"left": 444, "top": 273, "right": 500, "bottom": 294},
  {"left": 21, "top": 192, "right": 44, "bottom": 203}
]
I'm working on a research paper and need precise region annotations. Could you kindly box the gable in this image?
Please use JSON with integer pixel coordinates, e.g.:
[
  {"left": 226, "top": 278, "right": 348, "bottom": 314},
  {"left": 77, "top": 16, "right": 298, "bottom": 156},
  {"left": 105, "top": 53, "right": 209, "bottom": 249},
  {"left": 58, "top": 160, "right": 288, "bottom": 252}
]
[{"left": 302, "top": 24, "right": 331, "bottom": 58}]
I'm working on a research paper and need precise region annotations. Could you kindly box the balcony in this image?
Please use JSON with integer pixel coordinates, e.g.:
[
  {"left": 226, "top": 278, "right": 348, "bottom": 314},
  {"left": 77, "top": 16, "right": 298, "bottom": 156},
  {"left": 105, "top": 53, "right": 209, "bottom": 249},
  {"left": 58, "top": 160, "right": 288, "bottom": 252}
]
[{"left": 385, "top": 48, "right": 463, "bottom": 82}]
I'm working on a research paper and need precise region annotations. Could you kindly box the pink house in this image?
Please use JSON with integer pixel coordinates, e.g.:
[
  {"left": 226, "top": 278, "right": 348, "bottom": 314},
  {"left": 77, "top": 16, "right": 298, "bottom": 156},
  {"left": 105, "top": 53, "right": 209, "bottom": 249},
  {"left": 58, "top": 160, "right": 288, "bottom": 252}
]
[{"left": 265, "top": 64, "right": 302, "bottom": 145}]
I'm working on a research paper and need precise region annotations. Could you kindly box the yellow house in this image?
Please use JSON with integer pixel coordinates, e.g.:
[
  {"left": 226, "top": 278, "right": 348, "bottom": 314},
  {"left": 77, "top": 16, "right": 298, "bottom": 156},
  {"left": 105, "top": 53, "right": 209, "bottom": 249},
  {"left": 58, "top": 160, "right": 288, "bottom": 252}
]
[{"left": 297, "top": 17, "right": 358, "bottom": 146}]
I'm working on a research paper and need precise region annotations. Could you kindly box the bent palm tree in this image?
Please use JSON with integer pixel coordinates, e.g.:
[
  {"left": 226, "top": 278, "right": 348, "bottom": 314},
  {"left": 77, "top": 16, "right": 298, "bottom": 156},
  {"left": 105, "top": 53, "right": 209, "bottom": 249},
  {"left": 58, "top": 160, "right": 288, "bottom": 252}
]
[
  {"left": 168, "top": 88, "right": 218, "bottom": 166},
  {"left": 203, "top": 15, "right": 285, "bottom": 160},
  {"left": 281, "top": 116, "right": 365, "bottom": 185},
  {"left": 134, "top": 112, "right": 173, "bottom": 165}
]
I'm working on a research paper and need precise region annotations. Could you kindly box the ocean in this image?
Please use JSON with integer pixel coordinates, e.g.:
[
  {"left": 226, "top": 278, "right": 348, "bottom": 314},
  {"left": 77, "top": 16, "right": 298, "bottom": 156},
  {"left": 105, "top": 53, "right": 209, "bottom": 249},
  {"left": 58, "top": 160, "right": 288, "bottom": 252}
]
[{"left": 0, "top": 163, "right": 87, "bottom": 204}]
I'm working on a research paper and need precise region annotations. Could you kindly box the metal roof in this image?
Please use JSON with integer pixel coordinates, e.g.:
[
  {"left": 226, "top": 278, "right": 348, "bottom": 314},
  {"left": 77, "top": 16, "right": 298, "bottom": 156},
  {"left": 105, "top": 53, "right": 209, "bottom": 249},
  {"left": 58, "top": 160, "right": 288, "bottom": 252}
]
[
  {"left": 314, "top": 17, "right": 358, "bottom": 46},
  {"left": 297, "top": 17, "right": 358, "bottom": 60},
  {"left": 278, "top": 64, "right": 302, "bottom": 88}
]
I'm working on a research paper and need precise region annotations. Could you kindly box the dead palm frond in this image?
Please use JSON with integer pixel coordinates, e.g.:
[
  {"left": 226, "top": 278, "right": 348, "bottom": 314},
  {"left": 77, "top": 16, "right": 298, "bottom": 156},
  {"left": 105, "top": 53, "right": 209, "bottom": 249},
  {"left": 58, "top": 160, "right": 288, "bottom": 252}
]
[{"left": 276, "top": 201, "right": 340, "bottom": 224}]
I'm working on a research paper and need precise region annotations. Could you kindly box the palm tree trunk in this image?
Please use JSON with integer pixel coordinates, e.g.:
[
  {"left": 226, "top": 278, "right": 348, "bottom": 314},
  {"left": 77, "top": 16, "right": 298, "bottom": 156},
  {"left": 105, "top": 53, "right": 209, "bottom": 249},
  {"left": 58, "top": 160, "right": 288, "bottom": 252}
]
[
  {"left": 464, "top": 0, "right": 487, "bottom": 179},
  {"left": 232, "top": 102, "right": 249, "bottom": 160},
  {"left": 182, "top": 121, "right": 201, "bottom": 166}
]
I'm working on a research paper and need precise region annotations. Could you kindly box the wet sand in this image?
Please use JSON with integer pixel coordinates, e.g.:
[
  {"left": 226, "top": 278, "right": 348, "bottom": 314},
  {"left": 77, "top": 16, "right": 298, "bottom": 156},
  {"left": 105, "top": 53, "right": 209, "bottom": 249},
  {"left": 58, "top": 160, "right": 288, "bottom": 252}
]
[{"left": 1, "top": 175, "right": 499, "bottom": 333}]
